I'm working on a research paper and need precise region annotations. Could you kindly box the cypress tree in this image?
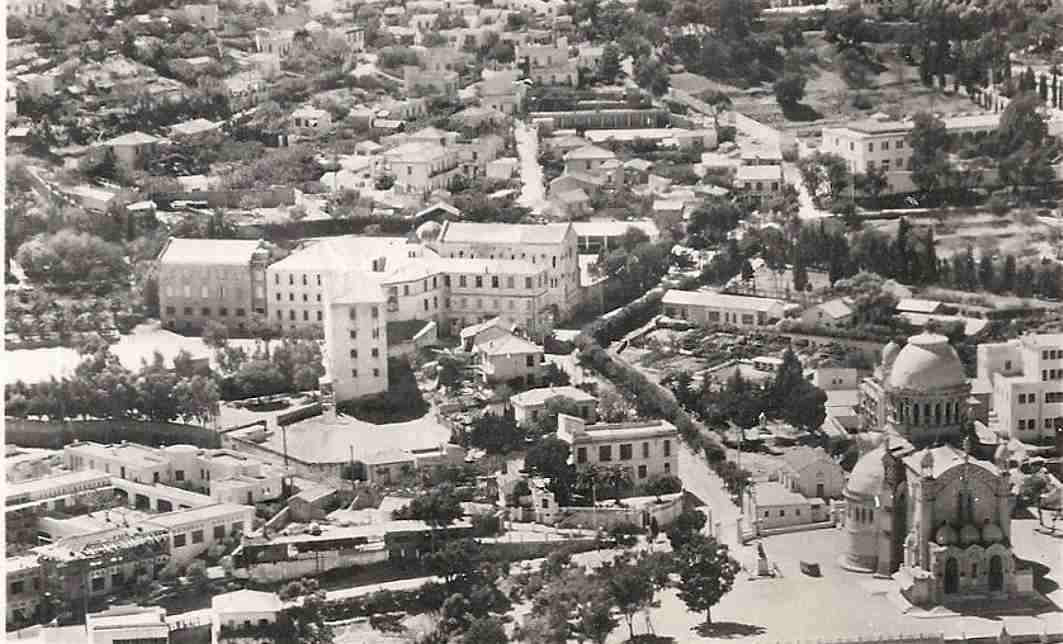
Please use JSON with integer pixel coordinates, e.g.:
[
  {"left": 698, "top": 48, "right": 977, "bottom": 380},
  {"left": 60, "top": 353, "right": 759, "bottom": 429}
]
[{"left": 922, "top": 228, "right": 938, "bottom": 284}]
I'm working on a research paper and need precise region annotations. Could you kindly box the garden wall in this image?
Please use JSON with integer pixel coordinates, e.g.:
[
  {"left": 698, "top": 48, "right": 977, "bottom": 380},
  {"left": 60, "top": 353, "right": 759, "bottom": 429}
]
[
  {"left": 555, "top": 494, "right": 684, "bottom": 531},
  {"left": 5, "top": 419, "right": 221, "bottom": 449}
]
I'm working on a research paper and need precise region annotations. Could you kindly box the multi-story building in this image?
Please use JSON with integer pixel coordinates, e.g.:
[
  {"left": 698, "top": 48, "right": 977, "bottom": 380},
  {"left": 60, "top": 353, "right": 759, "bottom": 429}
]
[
  {"left": 93, "top": 131, "right": 161, "bottom": 171},
  {"left": 158, "top": 238, "right": 272, "bottom": 334},
  {"left": 978, "top": 333, "right": 1063, "bottom": 443},
  {"left": 733, "top": 164, "right": 784, "bottom": 203},
  {"left": 36, "top": 526, "right": 171, "bottom": 617},
  {"left": 182, "top": 3, "right": 219, "bottom": 27},
  {"left": 479, "top": 69, "right": 525, "bottom": 115},
  {"left": 6, "top": 555, "right": 46, "bottom": 627},
  {"left": 517, "top": 41, "right": 578, "bottom": 85},
  {"left": 323, "top": 273, "right": 391, "bottom": 401},
  {"left": 444, "top": 258, "right": 550, "bottom": 331},
  {"left": 254, "top": 28, "right": 295, "bottom": 57},
  {"left": 660, "top": 290, "right": 787, "bottom": 328},
  {"left": 556, "top": 413, "right": 679, "bottom": 482},
  {"left": 384, "top": 140, "right": 461, "bottom": 194},
  {"left": 86, "top": 605, "right": 169, "bottom": 644},
  {"left": 212, "top": 589, "right": 284, "bottom": 644},
  {"left": 431, "top": 221, "right": 581, "bottom": 318},
  {"left": 572, "top": 219, "right": 660, "bottom": 253},
  {"left": 6, "top": 469, "right": 114, "bottom": 543},
  {"left": 140, "top": 503, "right": 254, "bottom": 567}
]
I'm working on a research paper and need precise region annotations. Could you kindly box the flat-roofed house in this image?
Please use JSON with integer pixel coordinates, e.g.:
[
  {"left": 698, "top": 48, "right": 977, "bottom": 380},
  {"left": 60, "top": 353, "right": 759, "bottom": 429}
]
[
  {"left": 734, "top": 164, "right": 783, "bottom": 203},
  {"left": 140, "top": 503, "right": 254, "bottom": 566},
  {"left": 661, "top": 289, "right": 786, "bottom": 327},
  {"left": 157, "top": 238, "right": 272, "bottom": 334},
  {"left": 87, "top": 605, "right": 168, "bottom": 644},
  {"left": 5, "top": 555, "right": 45, "bottom": 628},
  {"left": 212, "top": 589, "right": 283, "bottom": 644},
  {"left": 563, "top": 144, "right": 618, "bottom": 175},
  {"left": 745, "top": 481, "right": 823, "bottom": 530},
  {"left": 94, "top": 131, "right": 160, "bottom": 171},
  {"left": 510, "top": 385, "right": 597, "bottom": 426},
  {"left": 556, "top": 413, "right": 679, "bottom": 482}
]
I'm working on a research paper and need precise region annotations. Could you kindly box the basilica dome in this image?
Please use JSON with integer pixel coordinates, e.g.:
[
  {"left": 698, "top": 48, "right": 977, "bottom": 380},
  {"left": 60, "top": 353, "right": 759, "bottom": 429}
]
[
  {"left": 887, "top": 332, "right": 966, "bottom": 391},
  {"left": 982, "top": 521, "right": 1004, "bottom": 544},
  {"left": 935, "top": 524, "right": 958, "bottom": 546},
  {"left": 415, "top": 220, "right": 442, "bottom": 242},
  {"left": 846, "top": 445, "right": 887, "bottom": 497}
]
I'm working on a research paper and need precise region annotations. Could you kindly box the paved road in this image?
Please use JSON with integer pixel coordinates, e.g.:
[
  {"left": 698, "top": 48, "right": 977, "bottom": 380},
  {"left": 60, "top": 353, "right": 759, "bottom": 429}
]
[{"left": 514, "top": 119, "right": 548, "bottom": 214}]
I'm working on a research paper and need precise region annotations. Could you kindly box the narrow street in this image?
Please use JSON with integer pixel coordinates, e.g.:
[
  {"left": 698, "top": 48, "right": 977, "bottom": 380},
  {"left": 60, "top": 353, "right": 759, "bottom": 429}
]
[{"left": 514, "top": 119, "right": 548, "bottom": 214}]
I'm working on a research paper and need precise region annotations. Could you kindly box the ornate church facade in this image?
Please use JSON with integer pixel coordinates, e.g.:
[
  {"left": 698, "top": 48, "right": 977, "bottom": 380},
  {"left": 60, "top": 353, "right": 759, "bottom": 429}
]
[{"left": 842, "top": 332, "right": 1035, "bottom": 608}]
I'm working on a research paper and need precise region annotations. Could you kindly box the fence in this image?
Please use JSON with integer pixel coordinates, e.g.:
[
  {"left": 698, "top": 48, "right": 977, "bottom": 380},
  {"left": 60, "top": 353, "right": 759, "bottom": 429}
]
[
  {"left": 556, "top": 494, "right": 684, "bottom": 531},
  {"left": 5, "top": 418, "right": 220, "bottom": 449}
]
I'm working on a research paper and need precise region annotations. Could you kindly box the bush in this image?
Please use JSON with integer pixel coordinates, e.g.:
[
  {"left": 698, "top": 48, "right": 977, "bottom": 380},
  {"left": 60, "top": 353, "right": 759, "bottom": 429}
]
[
  {"left": 471, "top": 513, "right": 502, "bottom": 537},
  {"left": 607, "top": 522, "right": 643, "bottom": 547},
  {"left": 851, "top": 93, "right": 874, "bottom": 110},
  {"left": 987, "top": 194, "right": 1009, "bottom": 216}
]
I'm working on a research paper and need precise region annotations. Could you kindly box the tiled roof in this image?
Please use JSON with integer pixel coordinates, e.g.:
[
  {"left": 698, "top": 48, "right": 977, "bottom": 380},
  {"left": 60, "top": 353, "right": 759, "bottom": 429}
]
[
  {"left": 101, "top": 131, "right": 160, "bottom": 146},
  {"left": 477, "top": 333, "right": 542, "bottom": 356},
  {"left": 510, "top": 385, "right": 596, "bottom": 406},
  {"left": 563, "top": 144, "right": 617, "bottom": 161},
  {"left": 213, "top": 589, "right": 283, "bottom": 613},
  {"left": 780, "top": 446, "right": 834, "bottom": 474}
]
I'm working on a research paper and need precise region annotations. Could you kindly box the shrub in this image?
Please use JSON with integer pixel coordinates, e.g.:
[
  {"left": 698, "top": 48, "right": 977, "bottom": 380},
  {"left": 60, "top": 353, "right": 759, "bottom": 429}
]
[
  {"left": 987, "top": 194, "right": 1009, "bottom": 216},
  {"left": 851, "top": 93, "right": 874, "bottom": 110}
]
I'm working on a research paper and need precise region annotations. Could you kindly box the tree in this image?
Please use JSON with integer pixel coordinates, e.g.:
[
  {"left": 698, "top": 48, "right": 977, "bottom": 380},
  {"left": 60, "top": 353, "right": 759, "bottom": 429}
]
[
  {"left": 202, "top": 321, "right": 229, "bottom": 351},
  {"left": 525, "top": 436, "right": 574, "bottom": 503},
  {"left": 635, "top": 57, "right": 670, "bottom": 96},
  {"left": 468, "top": 412, "right": 527, "bottom": 453},
  {"left": 375, "top": 173, "right": 396, "bottom": 190},
  {"left": 16, "top": 230, "right": 130, "bottom": 292},
  {"left": 793, "top": 246, "right": 809, "bottom": 293},
  {"left": 855, "top": 165, "right": 888, "bottom": 208},
  {"left": 667, "top": 508, "right": 707, "bottom": 550},
  {"left": 797, "top": 152, "right": 850, "bottom": 207},
  {"left": 232, "top": 359, "right": 287, "bottom": 398},
  {"left": 675, "top": 534, "right": 742, "bottom": 627},
  {"left": 600, "top": 43, "right": 621, "bottom": 83},
  {"left": 462, "top": 616, "right": 508, "bottom": 644},
  {"left": 1001, "top": 254, "right": 1017, "bottom": 293},
  {"left": 996, "top": 92, "right": 1048, "bottom": 156},
  {"left": 603, "top": 554, "right": 656, "bottom": 641},
  {"left": 427, "top": 538, "right": 483, "bottom": 587},
  {"left": 773, "top": 73, "right": 807, "bottom": 110},
  {"left": 1020, "top": 473, "right": 1050, "bottom": 527},
  {"left": 909, "top": 112, "right": 951, "bottom": 195},
  {"left": 573, "top": 594, "right": 617, "bottom": 644}
]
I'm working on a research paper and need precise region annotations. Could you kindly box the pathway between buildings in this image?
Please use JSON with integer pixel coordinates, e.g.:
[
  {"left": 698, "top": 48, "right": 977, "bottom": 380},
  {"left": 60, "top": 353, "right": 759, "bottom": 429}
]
[{"left": 514, "top": 119, "right": 548, "bottom": 214}]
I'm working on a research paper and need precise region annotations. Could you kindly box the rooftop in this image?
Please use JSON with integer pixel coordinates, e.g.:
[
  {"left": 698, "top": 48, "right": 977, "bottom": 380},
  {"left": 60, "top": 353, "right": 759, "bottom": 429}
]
[
  {"left": 7, "top": 469, "right": 111, "bottom": 499},
  {"left": 779, "top": 446, "right": 834, "bottom": 474},
  {"left": 896, "top": 298, "right": 942, "bottom": 314},
  {"left": 212, "top": 589, "right": 283, "bottom": 614},
  {"left": 438, "top": 221, "right": 572, "bottom": 245},
  {"left": 476, "top": 333, "right": 543, "bottom": 356},
  {"left": 662, "top": 289, "right": 784, "bottom": 312},
  {"left": 563, "top": 144, "right": 617, "bottom": 161},
  {"left": 900, "top": 443, "right": 1000, "bottom": 480},
  {"left": 753, "top": 481, "right": 809, "bottom": 506},
  {"left": 814, "top": 298, "right": 854, "bottom": 319},
  {"left": 100, "top": 131, "right": 161, "bottom": 146},
  {"left": 572, "top": 219, "right": 659, "bottom": 239},
  {"left": 385, "top": 141, "right": 449, "bottom": 161},
  {"left": 67, "top": 441, "right": 169, "bottom": 468},
  {"left": 736, "top": 165, "right": 783, "bottom": 181},
  {"left": 562, "top": 417, "right": 678, "bottom": 442},
  {"left": 440, "top": 257, "right": 544, "bottom": 276},
  {"left": 139, "top": 503, "right": 251, "bottom": 528},
  {"left": 87, "top": 606, "right": 167, "bottom": 631},
  {"left": 158, "top": 238, "right": 266, "bottom": 267},
  {"left": 510, "top": 385, "right": 596, "bottom": 406},
  {"left": 169, "top": 118, "right": 221, "bottom": 137},
  {"left": 460, "top": 316, "right": 515, "bottom": 340}
]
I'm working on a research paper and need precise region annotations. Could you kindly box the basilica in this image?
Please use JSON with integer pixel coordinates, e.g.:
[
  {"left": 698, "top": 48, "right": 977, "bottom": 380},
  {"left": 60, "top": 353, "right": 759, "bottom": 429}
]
[{"left": 842, "top": 332, "right": 1034, "bottom": 607}]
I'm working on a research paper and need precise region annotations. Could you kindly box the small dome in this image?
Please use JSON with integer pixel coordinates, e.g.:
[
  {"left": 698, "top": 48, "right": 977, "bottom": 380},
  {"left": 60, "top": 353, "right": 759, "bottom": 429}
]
[
  {"left": 959, "top": 523, "right": 981, "bottom": 547},
  {"left": 982, "top": 521, "right": 1003, "bottom": 544},
  {"left": 846, "top": 446, "right": 886, "bottom": 497},
  {"left": 936, "top": 524, "right": 958, "bottom": 546},
  {"left": 888, "top": 332, "right": 967, "bottom": 392},
  {"left": 882, "top": 341, "right": 901, "bottom": 367},
  {"left": 416, "top": 220, "right": 442, "bottom": 241}
]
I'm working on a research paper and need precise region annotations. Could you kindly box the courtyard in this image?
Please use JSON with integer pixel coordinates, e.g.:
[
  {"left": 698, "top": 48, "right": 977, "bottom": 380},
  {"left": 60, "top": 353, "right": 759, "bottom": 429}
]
[{"left": 626, "top": 520, "right": 1062, "bottom": 644}]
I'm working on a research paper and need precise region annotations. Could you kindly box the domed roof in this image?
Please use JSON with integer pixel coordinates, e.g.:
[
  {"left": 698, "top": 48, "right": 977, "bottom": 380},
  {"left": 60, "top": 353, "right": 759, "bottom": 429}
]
[
  {"left": 936, "top": 523, "right": 958, "bottom": 546},
  {"left": 959, "top": 523, "right": 981, "bottom": 547},
  {"left": 882, "top": 340, "right": 901, "bottom": 367},
  {"left": 846, "top": 446, "right": 887, "bottom": 497},
  {"left": 416, "top": 220, "right": 442, "bottom": 241},
  {"left": 887, "top": 332, "right": 966, "bottom": 392},
  {"left": 982, "top": 521, "right": 1004, "bottom": 544}
]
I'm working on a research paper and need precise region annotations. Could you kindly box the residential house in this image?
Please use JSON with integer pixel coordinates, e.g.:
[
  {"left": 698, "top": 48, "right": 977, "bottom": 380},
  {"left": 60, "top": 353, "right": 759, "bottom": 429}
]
[
  {"left": 460, "top": 316, "right": 519, "bottom": 351},
  {"left": 473, "top": 332, "right": 546, "bottom": 385},
  {"left": 562, "top": 144, "right": 619, "bottom": 176},
  {"left": 745, "top": 481, "right": 823, "bottom": 530},
  {"left": 518, "top": 41, "right": 578, "bottom": 85},
  {"left": 255, "top": 28, "right": 295, "bottom": 57},
  {"left": 169, "top": 117, "right": 223, "bottom": 144},
  {"left": 553, "top": 188, "right": 590, "bottom": 216},
  {"left": 661, "top": 289, "right": 786, "bottom": 327},
  {"left": 87, "top": 606, "right": 169, "bottom": 644},
  {"left": 733, "top": 164, "right": 783, "bottom": 203},
  {"left": 6, "top": 556, "right": 45, "bottom": 627},
  {"left": 487, "top": 157, "right": 519, "bottom": 180},
  {"left": 182, "top": 3, "right": 219, "bottom": 27},
  {"left": 290, "top": 105, "right": 333, "bottom": 134},
  {"left": 510, "top": 385, "right": 597, "bottom": 426},
  {"left": 978, "top": 333, "right": 1063, "bottom": 442},
  {"left": 385, "top": 140, "right": 461, "bottom": 194},
  {"left": 556, "top": 413, "right": 679, "bottom": 482},
  {"left": 224, "top": 74, "right": 269, "bottom": 109},
  {"left": 212, "top": 590, "right": 284, "bottom": 644},
  {"left": 799, "top": 298, "right": 855, "bottom": 328},
  {"left": 157, "top": 238, "right": 272, "bottom": 334},
  {"left": 479, "top": 69, "right": 525, "bottom": 115},
  {"left": 171, "top": 56, "right": 217, "bottom": 81},
  {"left": 776, "top": 446, "right": 845, "bottom": 499},
  {"left": 93, "top": 131, "right": 160, "bottom": 171}
]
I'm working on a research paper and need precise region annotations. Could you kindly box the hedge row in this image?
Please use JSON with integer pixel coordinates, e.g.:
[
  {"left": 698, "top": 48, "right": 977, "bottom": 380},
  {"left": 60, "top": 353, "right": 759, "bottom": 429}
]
[
  {"left": 585, "top": 287, "right": 665, "bottom": 347},
  {"left": 5, "top": 418, "right": 221, "bottom": 449}
]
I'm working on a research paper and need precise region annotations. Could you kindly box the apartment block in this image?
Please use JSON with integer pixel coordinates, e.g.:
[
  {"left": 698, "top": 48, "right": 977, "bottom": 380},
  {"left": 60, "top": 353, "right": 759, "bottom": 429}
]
[
  {"left": 158, "top": 238, "right": 271, "bottom": 334},
  {"left": 978, "top": 333, "right": 1063, "bottom": 442}
]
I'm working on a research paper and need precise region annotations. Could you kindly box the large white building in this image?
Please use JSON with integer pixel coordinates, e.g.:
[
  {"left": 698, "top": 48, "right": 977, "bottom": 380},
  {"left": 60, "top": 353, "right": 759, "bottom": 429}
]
[
  {"left": 977, "top": 333, "right": 1063, "bottom": 443},
  {"left": 556, "top": 413, "right": 679, "bottom": 482},
  {"left": 141, "top": 503, "right": 254, "bottom": 566},
  {"left": 661, "top": 289, "right": 787, "bottom": 328},
  {"left": 86, "top": 605, "right": 169, "bottom": 644}
]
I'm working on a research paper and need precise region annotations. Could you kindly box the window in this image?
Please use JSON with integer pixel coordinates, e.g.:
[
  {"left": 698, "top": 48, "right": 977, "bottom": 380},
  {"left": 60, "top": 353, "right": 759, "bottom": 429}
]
[
  {"left": 882, "top": 141, "right": 889, "bottom": 150},
  {"left": 192, "top": 530, "right": 204, "bottom": 544},
  {"left": 896, "top": 139, "right": 904, "bottom": 149},
  {"left": 1005, "top": 360, "right": 1012, "bottom": 370},
  {"left": 175, "top": 470, "right": 185, "bottom": 481},
  {"left": 475, "top": 276, "right": 483, "bottom": 288},
  {"left": 599, "top": 446, "right": 612, "bottom": 461},
  {"left": 92, "top": 577, "right": 105, "bottom": 592},
  {"left": 289, "top": 293, "right": 294, "bottom": 301},
  {"left": 492, "top": 276, "right": 500, "bottom": 288},
  {"left": 663, "top": 440, "right": 671, "bottom": 457},
  {"left": 525, "top": 277, "right": 533, "bottom": 289},
  {"left": 372, "top": 328, "right": 380, "bottom": 339},
  {"left": 317, "top": 311, "right": 323, "bottom": 321},
  {"left": 371, "top": 306, "right": 379, "bottom": 318},
  {"left": 373, "top": 368, "right": 381, "bottom": 377},
  {"left": 201, "top": 285, "right": 209, "bottom": 298},
  {"left": 289, "top": 311, "right": 295, "bottom": 320},
  {"left": 780, "top": 510, "right": 786, "bottom": 517},
  {"left": 460, "top": 275, "right": 467, "bottom": 287},
  {"left": 619, "top": 444, "right": 632, "bottom": 460},
  {"left": 289, "top": 275, "right": 294, "bottom": 285},
  {"left": 10, "top": 580, "right": 24, "bottom": 595},
  {"left": 637, "top": 465, "right": 647, "bottom": 479},
  {"left": 349, "top": 330, "right": 357, "bottom": 340},
  {"left": 371, "top": 348, "right": 379, "bottom": 358},
  {"left": 174, "top": 533, "right": 187, "bottom": 547},
  {"left": 404, "top": 285, "right": 410, "bottom": 296},
  {"left": 526, "top": 355, "right": 535, "bottom": 367},
  {"left": 642, "top": 442, "right": 650, "bottom": 458},
  {"left": 352, "top": 369, "right": 359, "bottom": 378},
  {"left": 303, "top": 310, "right": 309, "bottom": 321},
  {"left": 868, "top": 142, "right": 874, "bottom": 152},
  {"left": 350, "top": 349, "right": 358, "bottom": 358},
  {"left": 576, "top": 447, "right": 587, "bottom": 463},
  {"left": 165, "top": 306, "right": 175, "bottom": 315}
]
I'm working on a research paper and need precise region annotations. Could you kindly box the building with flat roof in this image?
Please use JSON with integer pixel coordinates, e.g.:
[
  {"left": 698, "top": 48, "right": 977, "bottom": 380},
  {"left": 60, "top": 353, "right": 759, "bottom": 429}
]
[
  {"left": 734, "top": 164, "right": 784, "bottom": 203},
  {"left": 6, "top": 555, "right": 45, "bottom": 628},
  {"left": 977, "top": 333, "right": 1063, "bottom": 443},
  {"left": 661, "top": 289, "right": 786, "bottom": 328},
  {"left": 212, "top": 590, "right": 284, "bottom": 644},
  {"left": 140, "top": 503, "right": 254, "bottom": 566},
  {"left": 744, "top": 481, "right": 822, "bottom": 530},
  {"left": 556, "top": 413, "right": 679, "bottom": 482},
  {"left": 572, "top": 219, "right": 660, "bottom": 253},
  {"left": 86, "top": 605, "right": 168, "bottom": 644},
  {"left": 157, "top": 238, "right": 272, "bottom": 334},
  {"left": 510, "top": 385, "right": 597, "bottom": 426}
]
